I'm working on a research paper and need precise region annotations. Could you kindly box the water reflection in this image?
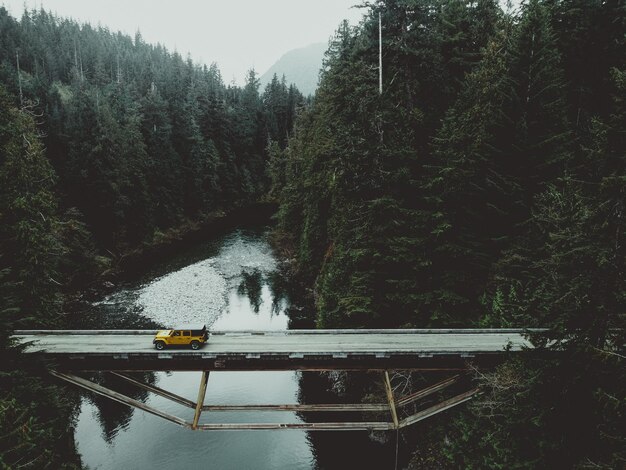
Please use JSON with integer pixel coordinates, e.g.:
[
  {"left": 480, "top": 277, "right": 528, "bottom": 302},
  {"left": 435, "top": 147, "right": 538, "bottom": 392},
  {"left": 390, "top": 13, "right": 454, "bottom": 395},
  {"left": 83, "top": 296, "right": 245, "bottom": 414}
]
[
  {"left": 265, "top": 270, "right": 291, "bottom": 315},
  {"left": 296, "top": 372, "right": 402, "bottom": 470},
  {"left": 75, "top": 228, "right": 312, "bottom": 469},
  {"left": 237, "top": 269, "right": 263, "bottom": 313},
  {"left": 83, "top": 372, "right": 157, "bottom": 442}
]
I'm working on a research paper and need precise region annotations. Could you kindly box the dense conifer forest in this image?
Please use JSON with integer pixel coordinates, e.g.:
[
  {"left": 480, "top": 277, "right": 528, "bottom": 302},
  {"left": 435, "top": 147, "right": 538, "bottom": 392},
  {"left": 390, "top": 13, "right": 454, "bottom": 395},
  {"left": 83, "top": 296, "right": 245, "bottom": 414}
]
[
  {"left": 0, "top": 6, "right": 304, "bottom": 467},
  {"left": 0, "top": 0, "right": 624, "bottom": 467},
  {"left": 272, "top": 0, "right": 624, "bottom": 467}
]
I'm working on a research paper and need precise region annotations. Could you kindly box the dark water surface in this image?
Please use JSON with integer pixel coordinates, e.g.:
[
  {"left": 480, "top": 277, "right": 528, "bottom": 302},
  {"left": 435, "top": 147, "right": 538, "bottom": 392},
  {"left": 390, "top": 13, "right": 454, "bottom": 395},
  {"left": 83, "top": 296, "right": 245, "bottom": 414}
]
[{"left": 74, "top": 227, "right": 400, "bottom": 470}]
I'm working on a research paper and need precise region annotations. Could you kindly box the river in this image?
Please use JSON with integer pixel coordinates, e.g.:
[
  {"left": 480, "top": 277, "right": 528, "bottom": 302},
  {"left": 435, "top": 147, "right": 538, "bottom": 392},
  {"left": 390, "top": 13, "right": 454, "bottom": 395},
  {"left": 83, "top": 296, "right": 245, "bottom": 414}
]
[{"left": 72, "top": 225, "right": 401, "bottom": 469}]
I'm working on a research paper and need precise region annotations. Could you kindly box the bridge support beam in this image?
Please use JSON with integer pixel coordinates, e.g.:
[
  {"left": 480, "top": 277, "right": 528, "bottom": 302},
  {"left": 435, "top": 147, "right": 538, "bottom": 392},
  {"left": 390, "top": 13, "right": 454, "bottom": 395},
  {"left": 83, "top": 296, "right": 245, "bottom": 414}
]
[
  {"left": 50, "top": 370, "right": 480, "bottom": 431},
  {"left": 398, "top": 387, "right": 480, "bottom": 428},
  {"left": 383, "top": 371, "right": 399, "bottom": 429},
  {"left": 192, "top": 371, "right": 210, "bottom": 430},
  {"left": 109, "top": 372, "right": 195, "bottom": 409},
  {"left": 395, "top": 374, "right": 460, "bottom": 407},
  {"left": 201, "top": 403, "right": 389, "bottom": 412},
  {"left": 50, "top": 370, "right": 189, "bottom": 428},
  {"left": 196, "top": 422, "right": 394, "bottom": 431}
]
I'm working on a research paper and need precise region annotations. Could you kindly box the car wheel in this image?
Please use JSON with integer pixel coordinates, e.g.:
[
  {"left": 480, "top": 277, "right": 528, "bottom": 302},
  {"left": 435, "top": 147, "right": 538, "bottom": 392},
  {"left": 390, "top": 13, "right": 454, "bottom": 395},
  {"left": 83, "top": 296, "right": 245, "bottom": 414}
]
[
  {"left": 155, "top": 341, "right": 165, "bottom": 350},
  {"left": 191, "top": 340, "right": 200, "bottom": 350}
]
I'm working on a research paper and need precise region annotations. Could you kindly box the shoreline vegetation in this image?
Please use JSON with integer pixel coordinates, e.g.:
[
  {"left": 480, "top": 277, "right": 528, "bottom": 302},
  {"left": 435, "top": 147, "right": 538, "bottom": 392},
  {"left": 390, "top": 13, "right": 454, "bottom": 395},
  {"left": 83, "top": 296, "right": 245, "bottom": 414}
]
[{"left": 99, "top": 202, "right": 278, "bottom": 284}]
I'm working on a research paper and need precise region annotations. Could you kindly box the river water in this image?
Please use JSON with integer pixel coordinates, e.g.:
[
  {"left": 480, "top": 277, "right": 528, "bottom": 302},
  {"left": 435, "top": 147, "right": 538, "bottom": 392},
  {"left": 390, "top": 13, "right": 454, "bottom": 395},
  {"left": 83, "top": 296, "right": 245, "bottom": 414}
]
[{"left": 73, "top": 226, "right": 400, "bottom": 470}]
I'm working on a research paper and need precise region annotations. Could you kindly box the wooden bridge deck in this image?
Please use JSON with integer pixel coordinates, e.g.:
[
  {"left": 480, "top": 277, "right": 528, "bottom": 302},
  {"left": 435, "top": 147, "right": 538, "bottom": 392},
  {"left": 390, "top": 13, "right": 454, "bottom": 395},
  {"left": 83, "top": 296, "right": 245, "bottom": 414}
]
[{"left": 14, "top": 329, "right": 536, "bottom": 371}]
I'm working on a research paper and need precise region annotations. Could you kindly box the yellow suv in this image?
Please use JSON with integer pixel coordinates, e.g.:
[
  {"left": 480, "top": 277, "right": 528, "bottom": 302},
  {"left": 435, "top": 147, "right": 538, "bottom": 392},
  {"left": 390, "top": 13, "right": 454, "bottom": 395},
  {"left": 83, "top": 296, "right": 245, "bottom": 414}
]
[{"left": 153, "top": 324, "right": 208, "bottom": 350}]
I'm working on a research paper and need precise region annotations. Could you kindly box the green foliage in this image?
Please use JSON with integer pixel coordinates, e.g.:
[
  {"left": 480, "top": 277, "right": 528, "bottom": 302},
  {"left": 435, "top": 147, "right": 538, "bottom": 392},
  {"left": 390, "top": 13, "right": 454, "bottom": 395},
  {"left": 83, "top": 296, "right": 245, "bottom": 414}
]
[
  {"left": 0, "top": 86, "right": 79, "bottom": 468},
  {"left": 0, "top": 86, "right": 62, "bottom": 326},
  {"left": 495, "top": 179, "right": 625, "bottom": 345},
  {"left": 280, "top": 0, "right": 503, "bottom": 328},
  {"left": 488, "top": 65, "right": 625, "bottom": 342},
  {"left": 428, "top": 32, "right": 513, "bottom": 324},
  {"left": 0, "top": 373, "right": 81, "bottom": 469},
  {"left": 445, "top": 352, "right": 625, "bottom": 469},
  {"left": 444, "top": 60, "right": 625, "bottom": 470},
  {"left": 0, "top": 6, "right": 305, "bottom": 252},
  {"left": 278, "top": 0, "right": 625, "bottom": 466},
  {"left": 263, "top": 74, "right": 304, "bottom": 149}
]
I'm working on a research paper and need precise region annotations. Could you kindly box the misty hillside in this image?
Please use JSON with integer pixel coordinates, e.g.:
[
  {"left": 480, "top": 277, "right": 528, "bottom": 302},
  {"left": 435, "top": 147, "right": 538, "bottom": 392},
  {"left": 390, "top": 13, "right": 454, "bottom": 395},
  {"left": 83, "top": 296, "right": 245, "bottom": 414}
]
[{"left": 260, "top": 42, "right": 326, "bottom": 96}]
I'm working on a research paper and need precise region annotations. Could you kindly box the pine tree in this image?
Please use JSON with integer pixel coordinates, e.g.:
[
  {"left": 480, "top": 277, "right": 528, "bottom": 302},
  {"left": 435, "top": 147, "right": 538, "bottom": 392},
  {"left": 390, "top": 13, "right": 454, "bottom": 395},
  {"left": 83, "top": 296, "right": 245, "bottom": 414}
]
[
  {"left": 427, "top": 33, "right": 513, "bottom": 324},
  {"left": 506, "top": 0, "right": 571, "bottom": 196},
  {"left": 0, "top": 86, "right": 62, "bottom": 326},
  {"left": 453, "top": 66, "right": 626, "bottom": 470},
  {"left": 140, "top": 84, "right": 183, "bottom": 228},
  {"left": 426, "top": 0, "right": 570, "bottom": 324}
]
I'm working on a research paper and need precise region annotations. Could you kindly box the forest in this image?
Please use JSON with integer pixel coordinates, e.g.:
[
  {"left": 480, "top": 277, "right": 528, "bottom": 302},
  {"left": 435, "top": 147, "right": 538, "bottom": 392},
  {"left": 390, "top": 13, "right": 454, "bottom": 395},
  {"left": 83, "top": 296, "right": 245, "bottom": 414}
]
[
  {"left": 273, "top": 0, "right": 624, "bottom": 467},
  {"left": 0, "top": 0, "right": 624, "bottom": 467},
  {"left": 0, "top": 6, "right": 304, "bottom": 467}
]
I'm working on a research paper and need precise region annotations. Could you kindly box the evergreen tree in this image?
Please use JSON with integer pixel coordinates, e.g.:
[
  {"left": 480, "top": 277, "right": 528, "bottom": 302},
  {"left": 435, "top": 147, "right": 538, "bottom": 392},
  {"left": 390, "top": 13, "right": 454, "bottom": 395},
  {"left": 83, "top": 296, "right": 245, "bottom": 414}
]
[
  {"left": 506, "top": 0, "right": 571, "bottom": 195},
  {"left": 490, "top": 66, "right": 625, "bottom": 341},
  {"left": 0, "top": 85, "right": 80, "bottom": 470},
  {"left": 426, "top": 0, "right": 570, "bottom": 324},
  {"left": 545, "top": 0, "right": 626, "bottom": 137},
  {"left": 450, "top": 66, "right": 625, "bottom": 470},
  {"left": 140, "top": 83, "right": 183, "bottom": 228},
  {"left": 427, "top": 33, "right": 513, "bottom": 324},
  {"left": 0, "top": 86, "right": 62, "bottom": 325},
  {"left": 0, "top": 6, "right": 305, "bottom": 252}
]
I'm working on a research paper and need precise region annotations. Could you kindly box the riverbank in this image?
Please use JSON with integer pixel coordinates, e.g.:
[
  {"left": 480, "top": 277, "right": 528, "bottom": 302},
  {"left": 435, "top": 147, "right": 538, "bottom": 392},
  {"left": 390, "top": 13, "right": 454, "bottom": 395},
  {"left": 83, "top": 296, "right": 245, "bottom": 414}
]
[
  {"left": 71, "top": 203, "right": 277, "bottom": 297},
  {"left": 63, "top": 203, "right": 278, "bottom": 328},
  {"left": 117, "top": 202, "right": 278, "bottom": 280}
]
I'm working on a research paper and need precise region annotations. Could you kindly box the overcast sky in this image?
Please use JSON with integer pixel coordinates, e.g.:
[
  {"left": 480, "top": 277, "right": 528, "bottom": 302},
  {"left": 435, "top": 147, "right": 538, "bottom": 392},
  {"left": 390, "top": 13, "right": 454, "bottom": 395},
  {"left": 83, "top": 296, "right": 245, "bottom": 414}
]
[{"left": 1, "top": 0, "right": 364, "bottom": 85}]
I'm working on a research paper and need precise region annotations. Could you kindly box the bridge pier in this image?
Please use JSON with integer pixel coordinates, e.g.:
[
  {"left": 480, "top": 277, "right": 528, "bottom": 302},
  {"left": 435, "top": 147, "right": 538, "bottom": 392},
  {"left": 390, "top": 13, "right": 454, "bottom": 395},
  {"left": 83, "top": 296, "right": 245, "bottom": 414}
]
[
  {"left": 192, "top": 371, "right": 210, "bottom": 429},
  {"left": 383, "top": 371, "right": 399, "bottom": 429}
]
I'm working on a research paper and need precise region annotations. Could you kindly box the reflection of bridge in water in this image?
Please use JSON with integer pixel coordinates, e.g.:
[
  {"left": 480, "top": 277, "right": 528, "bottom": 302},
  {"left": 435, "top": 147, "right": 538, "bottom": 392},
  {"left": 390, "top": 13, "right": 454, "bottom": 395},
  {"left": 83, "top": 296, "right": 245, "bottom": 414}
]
[{"left": 15, "top": 329, "right": 539, "bottom": 431}]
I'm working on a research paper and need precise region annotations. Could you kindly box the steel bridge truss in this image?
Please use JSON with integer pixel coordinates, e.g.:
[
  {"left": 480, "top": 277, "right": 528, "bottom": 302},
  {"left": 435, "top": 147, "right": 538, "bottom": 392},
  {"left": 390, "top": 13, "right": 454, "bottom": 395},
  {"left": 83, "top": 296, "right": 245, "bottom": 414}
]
[{"left": 50, "top": 369, "right": 480, "bottom": 431}]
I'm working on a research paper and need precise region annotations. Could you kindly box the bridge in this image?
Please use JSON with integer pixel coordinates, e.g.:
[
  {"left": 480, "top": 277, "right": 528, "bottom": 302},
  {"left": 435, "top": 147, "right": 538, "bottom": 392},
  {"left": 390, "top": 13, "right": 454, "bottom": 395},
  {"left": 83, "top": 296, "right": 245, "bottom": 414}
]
[{"left": 14, "top": 329, "right": 538, "bottom": 432}]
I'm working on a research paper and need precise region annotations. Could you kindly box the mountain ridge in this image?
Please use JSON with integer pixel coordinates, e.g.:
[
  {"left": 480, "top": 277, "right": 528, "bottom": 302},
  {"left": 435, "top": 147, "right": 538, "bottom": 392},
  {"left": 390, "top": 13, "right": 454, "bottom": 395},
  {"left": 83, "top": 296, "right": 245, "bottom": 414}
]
[{"left": 260, "top": 42, "right": 327, "bottom": 96}]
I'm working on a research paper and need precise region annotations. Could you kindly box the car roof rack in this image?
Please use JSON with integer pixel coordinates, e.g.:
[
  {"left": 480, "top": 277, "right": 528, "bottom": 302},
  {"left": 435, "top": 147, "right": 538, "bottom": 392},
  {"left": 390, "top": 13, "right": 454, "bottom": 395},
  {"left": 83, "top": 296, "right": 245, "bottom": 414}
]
[{"left": 173, "top": 324, "right": 206, "bottom": 331}]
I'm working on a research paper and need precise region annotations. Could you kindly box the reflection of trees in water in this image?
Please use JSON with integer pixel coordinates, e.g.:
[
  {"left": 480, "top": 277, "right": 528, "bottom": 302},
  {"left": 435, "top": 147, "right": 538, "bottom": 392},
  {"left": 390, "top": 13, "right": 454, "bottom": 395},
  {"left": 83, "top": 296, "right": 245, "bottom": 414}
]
[
  {"left": 285, "top": 305, "right": 315, "bottom": 329},
  {"left": 237, "top": 269, "right": 263, "bottom": 312},
  {"left": 297, "top": 371, "right": 471, "bottom": 469},
  {"left": 265, "top": 268, "right": 317, "bottom": 328},
  {"left": 235, "top": 262, "right": 316, "bottom": 325},
  {"left": 265, "top": 271, "right": 289, "bottom": 314},
  {"left": 296, "top": 371, "right": 403, "bottom": 470},
  {"left": 84, "top": 371, "right": 157, "bottom": 442}
]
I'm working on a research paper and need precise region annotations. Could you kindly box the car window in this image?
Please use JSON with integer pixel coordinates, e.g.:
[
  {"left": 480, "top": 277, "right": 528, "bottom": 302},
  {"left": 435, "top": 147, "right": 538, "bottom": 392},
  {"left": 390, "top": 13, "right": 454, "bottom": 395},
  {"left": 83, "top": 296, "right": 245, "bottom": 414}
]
[
  {"left": 184, "top": 331, "right": 190, "bottom": 336},
  {"left": 173, "top": 331, "right": 180, "bottom": 337}
]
